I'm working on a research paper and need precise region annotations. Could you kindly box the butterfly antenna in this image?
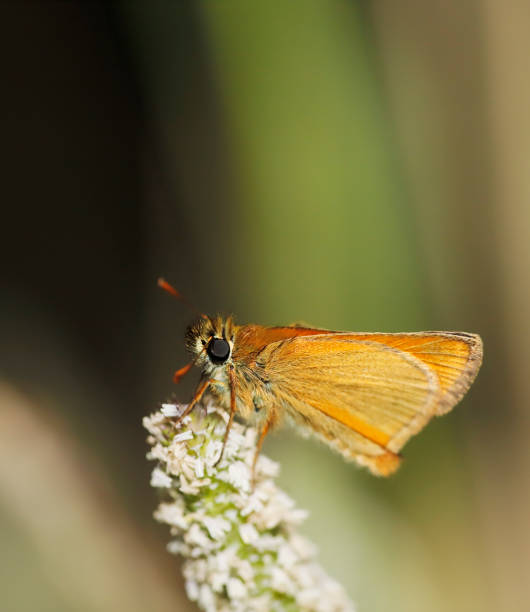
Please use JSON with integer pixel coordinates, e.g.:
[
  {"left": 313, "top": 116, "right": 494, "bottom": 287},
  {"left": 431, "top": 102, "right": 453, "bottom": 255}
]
[{"left": 157, "top": 278, "right": 208, "bottom": 320}]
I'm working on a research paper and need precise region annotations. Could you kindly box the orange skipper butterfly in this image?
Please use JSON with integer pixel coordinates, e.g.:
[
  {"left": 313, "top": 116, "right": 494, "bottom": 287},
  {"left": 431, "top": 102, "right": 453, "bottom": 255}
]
[{"left": 159, "top": 279, "right": 483, "bottom": 476}]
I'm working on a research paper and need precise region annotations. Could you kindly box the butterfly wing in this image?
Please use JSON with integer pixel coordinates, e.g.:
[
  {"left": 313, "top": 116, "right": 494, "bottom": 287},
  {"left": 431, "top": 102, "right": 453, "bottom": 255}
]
[
  {"left": 330, "top": 332, "right": 483, "bottom": 415},
  {"left": 233, "top": 324, "right": 329, "bottom": 362},
  {"left": 257, "top": 332, "right": 482, "bottom": 475}
]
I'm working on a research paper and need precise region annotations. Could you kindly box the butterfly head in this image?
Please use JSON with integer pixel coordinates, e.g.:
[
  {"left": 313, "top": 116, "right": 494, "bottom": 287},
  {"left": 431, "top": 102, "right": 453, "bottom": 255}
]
[{"left": 185, "top": 315, "right": 236, "bottom": 373}]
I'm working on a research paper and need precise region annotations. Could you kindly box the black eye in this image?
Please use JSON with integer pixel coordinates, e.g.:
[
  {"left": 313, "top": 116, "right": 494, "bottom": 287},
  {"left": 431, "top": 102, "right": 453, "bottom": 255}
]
[{"left": 207, "top": 337, "right": 230, "bottom": 364}]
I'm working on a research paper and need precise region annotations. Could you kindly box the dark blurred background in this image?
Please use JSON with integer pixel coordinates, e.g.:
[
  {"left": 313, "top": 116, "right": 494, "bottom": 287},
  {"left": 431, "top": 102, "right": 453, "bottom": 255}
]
[{"left": 1, "top": 2, "right": 529, "bottom": 611}]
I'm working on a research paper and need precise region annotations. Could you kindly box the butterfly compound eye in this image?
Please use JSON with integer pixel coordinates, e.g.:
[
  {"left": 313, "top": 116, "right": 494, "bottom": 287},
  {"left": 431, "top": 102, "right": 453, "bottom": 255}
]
[{"left": 207, "top": 337, "right": 231, "bottom": 364}]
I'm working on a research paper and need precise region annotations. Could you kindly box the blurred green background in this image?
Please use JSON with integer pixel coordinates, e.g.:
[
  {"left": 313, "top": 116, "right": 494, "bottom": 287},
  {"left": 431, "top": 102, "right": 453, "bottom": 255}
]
[{"left": 1, "top": 2, "right": 529, "bottom": 611}]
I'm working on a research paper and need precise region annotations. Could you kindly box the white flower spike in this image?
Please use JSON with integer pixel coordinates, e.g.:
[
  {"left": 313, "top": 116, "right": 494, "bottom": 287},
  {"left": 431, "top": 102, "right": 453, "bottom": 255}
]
[{"left": 144, "top": 401, "right": 355, "bottom": 612}]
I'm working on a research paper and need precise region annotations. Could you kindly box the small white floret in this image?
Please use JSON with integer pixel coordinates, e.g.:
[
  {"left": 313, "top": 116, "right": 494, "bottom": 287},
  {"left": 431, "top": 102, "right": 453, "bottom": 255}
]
[
  {"left": 185, "top": 579, "right": 199, "bottom": 601},
  {"left": 194, "top": 457, "right": 205, "bottom": 478},
  {"left": 203, "top": 515, "right": 231, "bottom": 540},
  {"left": 161, "top": 403, "right": 180, "bottom": 417},
  {"left": 278, "top": 543, "right": 299, "bottom": 569},
  {"left": 238, "top": 522, "right": 259, "bottom": 545},
  {"left": 223, "top": 460, "right": 251, "bottom": 491},
  {"left": 224, "top": 508, "right": 238, "bottom": 522},
  {"left": 210, "top": 569, "right": 229, "bottom": 593},
  {"left": 234, "top": 558, "right": 255, "bottom": 582},
  {"left": 270, "top": 566, "right": 295, "bottom": 595},
  {"left": 154, "top": 501, "right": 188, "bottom": 529},
  {"left": 185, "top": 523, "right": 213, "bottom": 549},
  {"left": 150, "top": 467, "right": 172, "bottom": 488},
  {"left": 173, "top": 430, "right": 194, "bottom": 443},
  {"left": 198, "top": 583, "right": 216, "bottom": 612},
  {"left": 227, "top": 577, "right": 247, "bottom": 599},
  {"left": 167, "top": 540, "right": 186, "bottom": 555}
]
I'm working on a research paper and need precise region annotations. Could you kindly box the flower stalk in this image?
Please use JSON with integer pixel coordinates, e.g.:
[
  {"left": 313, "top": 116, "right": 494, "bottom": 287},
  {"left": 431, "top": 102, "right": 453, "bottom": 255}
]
[{"left": 144, "top": 401, "right": 355, "bottom": 612}]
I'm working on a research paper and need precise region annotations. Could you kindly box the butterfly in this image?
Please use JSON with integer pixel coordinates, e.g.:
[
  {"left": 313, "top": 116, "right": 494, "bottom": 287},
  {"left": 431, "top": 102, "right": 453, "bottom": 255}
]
[{"left": 159, "top": 279, "right": 483, "bottom": 476}]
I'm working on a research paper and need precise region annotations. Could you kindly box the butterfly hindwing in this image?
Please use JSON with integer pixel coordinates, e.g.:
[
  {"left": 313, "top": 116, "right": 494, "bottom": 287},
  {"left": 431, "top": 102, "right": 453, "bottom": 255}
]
[{"left": 254, "top": 332, "right": 481, "bottom": 475}]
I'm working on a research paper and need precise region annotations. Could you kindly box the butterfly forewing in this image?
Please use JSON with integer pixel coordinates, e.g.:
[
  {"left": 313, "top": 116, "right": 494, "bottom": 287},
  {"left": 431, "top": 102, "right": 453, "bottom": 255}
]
[{"left": 333, "top": 332, "right": 483, "bottom": 414}]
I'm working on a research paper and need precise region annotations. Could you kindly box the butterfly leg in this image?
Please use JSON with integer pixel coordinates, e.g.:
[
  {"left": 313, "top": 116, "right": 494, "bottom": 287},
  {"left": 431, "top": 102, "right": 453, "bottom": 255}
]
[
  {"left": 214, "top": 367, "right": 237, "bottom": 467},
  {"left": 172, "top": 378, "right": 213, "bottom": 426}
]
